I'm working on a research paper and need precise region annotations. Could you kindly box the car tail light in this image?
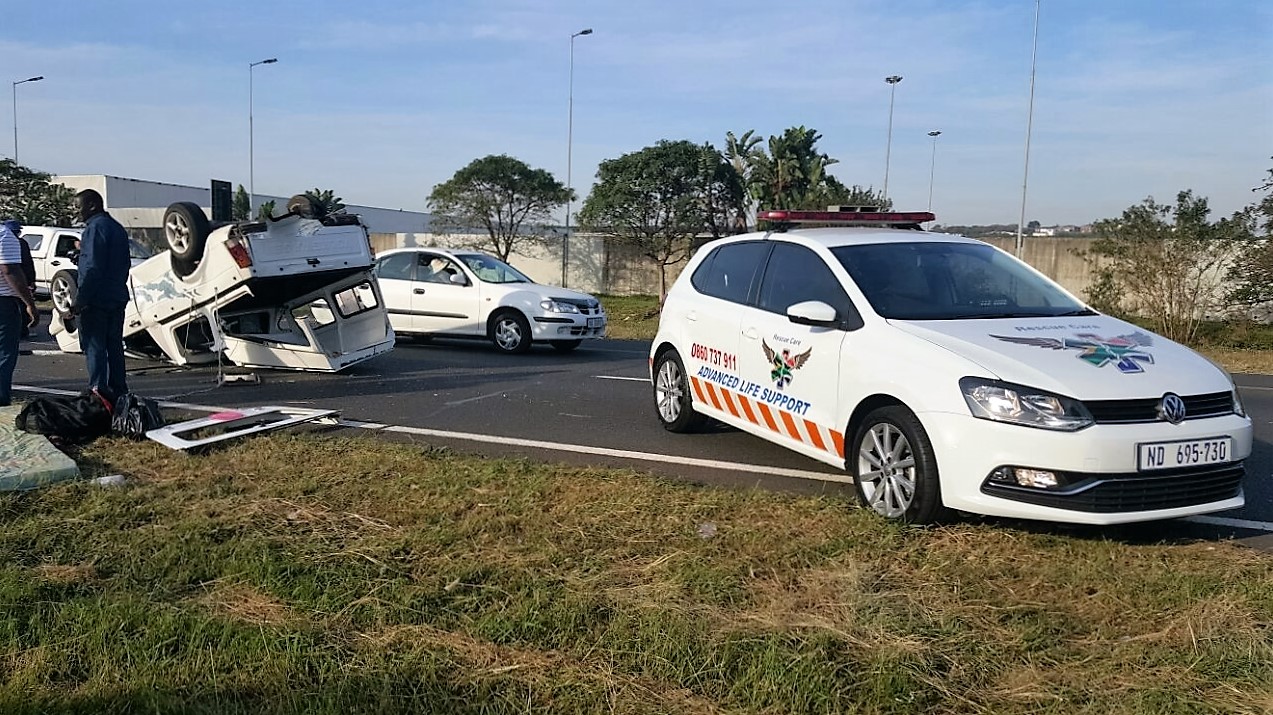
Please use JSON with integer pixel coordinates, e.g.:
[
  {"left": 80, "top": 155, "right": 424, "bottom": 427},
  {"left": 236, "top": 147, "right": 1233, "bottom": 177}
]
[{"left": 226, "top": 236, "right": 253, "bottom": 268}]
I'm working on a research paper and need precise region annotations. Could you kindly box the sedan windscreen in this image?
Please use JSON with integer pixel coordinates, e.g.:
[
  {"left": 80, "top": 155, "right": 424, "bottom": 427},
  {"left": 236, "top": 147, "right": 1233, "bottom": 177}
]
[
  {"left": 832, "top": 241, "right": 1091, "bottom": 320},
  {"left": 456, "top": 254, "right": 532, "bottom": 284}
]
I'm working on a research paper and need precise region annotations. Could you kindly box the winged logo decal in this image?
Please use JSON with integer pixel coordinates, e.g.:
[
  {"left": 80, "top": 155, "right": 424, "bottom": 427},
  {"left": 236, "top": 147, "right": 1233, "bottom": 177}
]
[
  {"left": 763, "top": 340, "right": 812, "bottom": 389},
  {"left": 991, "top": 331, "right": 1155, "bottom": 373}
]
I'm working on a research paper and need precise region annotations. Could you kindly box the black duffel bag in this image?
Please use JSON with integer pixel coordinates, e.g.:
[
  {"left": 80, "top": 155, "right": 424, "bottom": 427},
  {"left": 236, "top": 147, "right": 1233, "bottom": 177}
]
[
  {"left": 15, "top": 390, "right": 114, "bottom": 443},
  {"left": 111, "top": 393, "right": 166, "bottom": 439}
]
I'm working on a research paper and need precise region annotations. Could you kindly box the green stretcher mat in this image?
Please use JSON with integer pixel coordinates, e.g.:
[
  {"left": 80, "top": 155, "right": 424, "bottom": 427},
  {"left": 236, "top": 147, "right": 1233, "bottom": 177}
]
[{"left": 0, "top": 405, "right": 81, "bottom": 491}]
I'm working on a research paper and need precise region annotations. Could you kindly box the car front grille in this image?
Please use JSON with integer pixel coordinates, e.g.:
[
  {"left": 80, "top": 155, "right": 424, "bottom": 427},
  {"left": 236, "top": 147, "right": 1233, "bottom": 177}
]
[
  {"left": 981, "top": 462, "right": 1244, "bottom": 513},
  {"left": 1083, "top": 391, "right": 1234, "bottom": 424}
]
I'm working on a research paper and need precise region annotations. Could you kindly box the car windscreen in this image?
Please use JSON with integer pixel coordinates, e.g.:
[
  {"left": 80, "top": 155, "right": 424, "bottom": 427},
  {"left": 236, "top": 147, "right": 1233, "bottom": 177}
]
[
  {"left": 831, "top": 241, "right": 1091, "bottom": 320},
  {"left": 456, "top": 254, "right": 531, "bottom": 284}
]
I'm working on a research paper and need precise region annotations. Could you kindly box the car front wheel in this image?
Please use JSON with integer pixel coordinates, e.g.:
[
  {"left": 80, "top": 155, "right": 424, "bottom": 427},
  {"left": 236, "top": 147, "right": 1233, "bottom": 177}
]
[
  {"left": 851, "top": 405, "right": 946, "bottom": 523},
  {"left": 490, "top": 311, "right": 532, "bottom": 354},
  {"left": 653, "top": 350, "right": 706, "bottom": 433}
]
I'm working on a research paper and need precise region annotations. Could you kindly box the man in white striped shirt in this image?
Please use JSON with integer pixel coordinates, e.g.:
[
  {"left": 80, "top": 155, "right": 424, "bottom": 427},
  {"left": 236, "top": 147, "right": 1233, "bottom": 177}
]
[{"left": 0, "top": 218, "right": 39, "bottom": 406}]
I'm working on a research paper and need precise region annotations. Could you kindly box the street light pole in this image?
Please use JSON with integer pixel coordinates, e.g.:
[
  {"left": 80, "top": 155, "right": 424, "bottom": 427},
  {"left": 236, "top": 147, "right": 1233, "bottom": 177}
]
[
  {"left": 11, "top": 76, "right": 44, "bottom": 164},
  {"left": 249, "top": 58, "right": 278, "bottom": 216},
  {"left": 1015, "top": 0, "right": 1040, "bottom": 258},
  {"left": 563, "top": 28, "right": 593, "bottom": 288},
  {"left": 927, "top": 130, "right": 942, "bottom": 213},
  {"left": 882, "top": 75, "right": 903, "bottom": 202}
]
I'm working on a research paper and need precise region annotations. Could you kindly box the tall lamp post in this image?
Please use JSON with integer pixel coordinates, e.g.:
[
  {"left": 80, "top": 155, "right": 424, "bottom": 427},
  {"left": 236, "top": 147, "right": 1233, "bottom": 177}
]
[
  {"left": 12, "top": 76, "right": 44, "bottom": 164},
  {"left": 926, "top": 130, "right": 942, "bottom": 214},
  {"left": 882, "top": 75, "right": 903, "bottom": 201},
  {"left": 249, "top": 58, "right": 278, "bottom": 216},
  {"left": 1015, "top": 0, "right": 1041, "bottom": 257},
  {"left": 563, "top": 28, "right": 593, "bottom": 288}
]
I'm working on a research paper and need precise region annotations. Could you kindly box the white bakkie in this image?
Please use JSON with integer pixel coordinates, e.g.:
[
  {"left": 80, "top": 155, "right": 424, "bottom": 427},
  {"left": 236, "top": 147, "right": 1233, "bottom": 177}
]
[{"left": 650, "top": 209, "right": 1252, "bottom": 525}]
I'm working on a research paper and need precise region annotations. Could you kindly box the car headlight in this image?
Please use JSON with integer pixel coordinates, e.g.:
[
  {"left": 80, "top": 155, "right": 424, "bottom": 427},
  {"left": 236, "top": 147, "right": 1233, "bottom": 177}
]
[
  {"left": 540, "top": 299, "right": 580, "bottom": 314},
  {"left": 959, "top": 377, "right": 1093, "bottom": 432},
  {"left": 1233, "top": 389, "right": 1246, "bottom": 418}
]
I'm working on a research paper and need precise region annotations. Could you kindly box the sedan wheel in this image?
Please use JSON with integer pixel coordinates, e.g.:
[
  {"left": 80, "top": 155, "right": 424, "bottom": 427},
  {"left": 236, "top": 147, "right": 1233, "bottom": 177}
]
[
  {"left": 851, "top": 405, "right": 946, "bottom": 523},
  {"left": 491, "top": 312, "right": 532, "bottom": 354}
]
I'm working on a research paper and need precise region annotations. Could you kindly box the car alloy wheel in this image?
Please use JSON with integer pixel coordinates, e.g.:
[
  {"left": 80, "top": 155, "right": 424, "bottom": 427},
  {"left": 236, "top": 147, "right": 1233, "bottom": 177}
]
[
  {"left": 856, "top": 422, "right": 917, "bottom": 518},
  {"left": 165, "top": 213, "right": 191, "bottom": 253},
  {"left": 850, "top": 405, "right": 946, "bottom": 523},
  {"left": 51, "top": 272, "right": 77, "bottom": 315},
  {"left": 653, "top": 350, "right": 706, "bottom": 433},
  {"left": 491, "top": 311, "right": 532, "bottom": 354}
]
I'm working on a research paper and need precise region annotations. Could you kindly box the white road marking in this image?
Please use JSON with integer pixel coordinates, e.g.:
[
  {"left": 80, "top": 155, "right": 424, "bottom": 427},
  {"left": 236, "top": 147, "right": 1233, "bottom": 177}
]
[
  {"left": 1237, "top": 385, "right": 1273, "bottom": 392},
  {"left": 371, "top": 424, "right": 854, "bottom": 483},
  {"left": 595, "top": 375, "right": 650, "bottom": 383},
  {"left": 12, "top": 383, "right": 844, "bottom": 482},
  {"left": 445, "top": 389, "right": 518, "bottom": 406},
  {"left": 16, "top": 385, "right": 1273, "bottom": 522},
  {"left": 1181, "top": 515, "right": 1273, "bottom": 533}
]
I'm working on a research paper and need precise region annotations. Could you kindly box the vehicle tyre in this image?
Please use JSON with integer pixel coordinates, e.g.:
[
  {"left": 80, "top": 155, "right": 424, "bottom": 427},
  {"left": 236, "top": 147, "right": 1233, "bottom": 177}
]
[
  {"left": 50, "top": 270, "right": 79, "bottom": 316},
  {"left": 850, "top": 405, "right": 947, "bottom": 524},
  {"left": 490, "top": 311, "right": 532, "bottom": 354},
  {"left": 163, "top": 202, "right": 210, "bottom": 278},
  {"left": 287, "top": 194, "right": 320, "bottom": 219},
  {"left": 653, "top": 349, "right": 707, "bottom": 433},
  {"left": 550, "top": 339, "right": 582, "bottom": 352}
]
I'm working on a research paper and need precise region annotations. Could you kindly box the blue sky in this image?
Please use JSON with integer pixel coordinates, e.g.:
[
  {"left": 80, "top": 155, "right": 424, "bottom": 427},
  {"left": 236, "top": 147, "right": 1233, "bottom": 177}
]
[{"left": 4, "top": 0, "right": 1270, "bottom": 226}]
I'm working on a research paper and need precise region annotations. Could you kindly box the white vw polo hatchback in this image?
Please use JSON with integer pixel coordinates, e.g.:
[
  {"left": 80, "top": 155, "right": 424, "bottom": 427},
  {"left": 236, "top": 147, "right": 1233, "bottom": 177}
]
[
  {"left": 374, "top": 248, "right": 606, "bottom": 353},
  {"left": 650, "top": 210, "right": 1252, "bottom": 524}
]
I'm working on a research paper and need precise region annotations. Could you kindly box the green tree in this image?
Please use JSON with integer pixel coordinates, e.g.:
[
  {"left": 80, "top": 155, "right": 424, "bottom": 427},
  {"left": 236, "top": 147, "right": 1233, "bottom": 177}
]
[
  {"left": 302, "top": 188, "right": 346, "bottom": 219},
  {"left": 232, "top": 184, "right": 251, "bottom": 220},
  {"left": 1083, "top": 190, "right": 1247, "bottom": 343},
  {"left": 427, "top": 155, "right": 572, "bottom": 262},
  {"left": 724, "top": 130, "right": 762, "bottom": 230},
  {"left": 0, "top": 159, "right": 79, "bottom": 225},
  {"left": 728, "top": 127, "right": 890, "bottom": 223},
  {"left": 1226, "top": 160, "right": 1273, "bottom": 310},
  {"left": 696, "top": 142, "right": 747, "bottom": 239},
  {"left": 577, "top": 140, "right": 710, "bottom": 303},
  {"left": 256, "top": 200, "right": 277, "bottom": 222}
]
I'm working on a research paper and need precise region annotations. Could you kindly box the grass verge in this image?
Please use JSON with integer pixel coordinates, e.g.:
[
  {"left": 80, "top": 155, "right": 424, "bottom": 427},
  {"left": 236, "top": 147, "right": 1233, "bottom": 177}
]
[
  {"left": 600, "top": 296, "right": 1273, "bottom": 374},
  {"left": 1, "top": 434, "right": 1271, "bottom": 714}
]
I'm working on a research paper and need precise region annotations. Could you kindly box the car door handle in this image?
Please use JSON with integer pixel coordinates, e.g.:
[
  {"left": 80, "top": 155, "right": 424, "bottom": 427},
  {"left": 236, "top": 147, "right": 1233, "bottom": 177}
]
[
  {"left": 741, "top": 327, "right": 760, "bottom": 341},
  {"left": 50, "top": 260, "right": 61, "bottom": 266},
  {"left": 413, "top": 288, "right": 426, "bottom": 295}
]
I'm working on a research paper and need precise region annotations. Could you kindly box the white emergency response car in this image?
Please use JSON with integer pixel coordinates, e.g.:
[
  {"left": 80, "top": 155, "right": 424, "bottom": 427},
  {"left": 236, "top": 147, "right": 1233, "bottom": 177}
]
[
  {"left": 650, "top": 209, "right": 1252, "bottom": 525},
  {"left": 50, "top": 197, "right": 395, "bottom": 372}
]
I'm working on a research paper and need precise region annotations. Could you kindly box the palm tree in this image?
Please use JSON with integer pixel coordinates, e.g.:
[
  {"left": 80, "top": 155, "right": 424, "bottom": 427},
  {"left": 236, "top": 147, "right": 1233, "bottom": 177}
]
[{"left": 303, "top": 188, "right": 346, "bottom": 218}]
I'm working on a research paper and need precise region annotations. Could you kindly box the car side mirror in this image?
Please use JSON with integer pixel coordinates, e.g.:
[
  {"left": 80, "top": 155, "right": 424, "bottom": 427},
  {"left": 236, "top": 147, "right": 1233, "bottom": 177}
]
[
  {"left": 786, "top": 300, "right": 839, "bottom": 328},
  {"left": 449, "top": 272, "right": 468, "bottom": 286}
]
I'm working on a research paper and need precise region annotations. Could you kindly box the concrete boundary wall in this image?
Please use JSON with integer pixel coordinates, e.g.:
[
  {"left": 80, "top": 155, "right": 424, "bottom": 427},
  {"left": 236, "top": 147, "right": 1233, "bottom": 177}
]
[{"left": 371, "top": 231, "right": 1104, "bottom": 300}]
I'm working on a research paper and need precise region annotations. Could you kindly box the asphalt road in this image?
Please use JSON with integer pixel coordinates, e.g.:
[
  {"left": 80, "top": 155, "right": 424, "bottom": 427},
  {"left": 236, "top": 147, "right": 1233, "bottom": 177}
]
[{"left": 12, "top": 333, "right": 1273, "bottom": 546}]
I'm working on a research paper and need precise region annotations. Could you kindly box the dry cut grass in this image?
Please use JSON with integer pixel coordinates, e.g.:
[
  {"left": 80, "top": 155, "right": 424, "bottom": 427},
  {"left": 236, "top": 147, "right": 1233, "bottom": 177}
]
[{"left": 0, "top": 434, "right": 1269, "bottom": 714}]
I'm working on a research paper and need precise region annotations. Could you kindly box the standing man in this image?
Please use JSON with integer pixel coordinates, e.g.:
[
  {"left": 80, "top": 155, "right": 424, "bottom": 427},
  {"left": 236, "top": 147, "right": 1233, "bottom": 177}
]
[
  {"left": 0, "top": 218, "right": 39, "bottom": 407},
  {"left": 73, "top": 189, "right": 131, "bottom": 401}
]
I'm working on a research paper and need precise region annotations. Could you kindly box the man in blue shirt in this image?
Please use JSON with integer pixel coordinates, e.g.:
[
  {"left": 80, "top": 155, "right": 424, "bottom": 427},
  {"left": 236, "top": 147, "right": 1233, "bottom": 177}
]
[{"left": 72, "top": 189, "right": 130, "bottom": 401}]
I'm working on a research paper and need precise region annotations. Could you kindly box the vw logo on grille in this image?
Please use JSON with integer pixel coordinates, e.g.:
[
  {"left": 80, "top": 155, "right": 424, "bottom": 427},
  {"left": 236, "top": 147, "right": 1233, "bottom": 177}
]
[{"left": 1158, "top": 393, "right": 1187, "bottom": 424}]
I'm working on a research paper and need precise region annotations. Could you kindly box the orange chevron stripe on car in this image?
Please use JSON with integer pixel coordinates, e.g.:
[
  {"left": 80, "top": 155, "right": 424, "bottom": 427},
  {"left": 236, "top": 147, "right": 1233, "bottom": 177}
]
[{"left": 689, "top": 376, "right": 845, "bottom": 462}]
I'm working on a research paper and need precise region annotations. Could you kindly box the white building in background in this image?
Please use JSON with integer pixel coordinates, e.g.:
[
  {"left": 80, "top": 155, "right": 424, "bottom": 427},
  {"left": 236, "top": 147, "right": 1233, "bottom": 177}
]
[{"left": 52, "top": 174, "right": 432, "bottom": 234}]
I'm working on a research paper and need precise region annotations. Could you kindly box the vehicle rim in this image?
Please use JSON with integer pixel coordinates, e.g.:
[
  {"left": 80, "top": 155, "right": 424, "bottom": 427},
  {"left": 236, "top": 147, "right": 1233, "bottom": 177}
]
[
  {"left": 165, "top": 213, "right": 190, "bottom": 252},
  {"left": 51, "top": 277, "right": 72, "bottom": 313},
  {"left": 856, "top": 422, "right": 917, "bottom": 518},
  {"left": 495, "top": 318, "right": 523, "bottom": 351},
  {"left": 655, "top": 358, "right": 684, "bottom": 423}
]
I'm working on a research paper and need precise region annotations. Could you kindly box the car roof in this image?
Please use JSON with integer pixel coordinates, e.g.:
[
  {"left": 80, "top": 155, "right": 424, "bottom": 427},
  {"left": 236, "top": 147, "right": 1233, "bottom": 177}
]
[
  {"left": 380, "top": 247, "right": 489, "bottom": 259},
  {"left": 748, "top": 226, "right": 985, "bottom": 249}
]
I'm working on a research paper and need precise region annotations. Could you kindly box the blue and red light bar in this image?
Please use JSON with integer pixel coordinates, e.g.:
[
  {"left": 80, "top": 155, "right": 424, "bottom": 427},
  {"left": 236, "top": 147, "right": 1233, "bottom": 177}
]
[{"left": 758, "top": 210, "right": 935, "bottom": 224}]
